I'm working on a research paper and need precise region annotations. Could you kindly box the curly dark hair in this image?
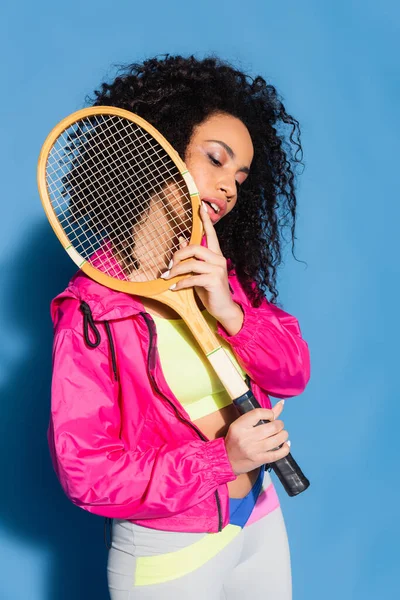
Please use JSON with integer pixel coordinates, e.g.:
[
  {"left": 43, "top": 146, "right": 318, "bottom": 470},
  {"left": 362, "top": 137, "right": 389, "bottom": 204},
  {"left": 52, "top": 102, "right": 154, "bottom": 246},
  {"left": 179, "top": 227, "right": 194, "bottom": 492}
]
[{"left": 89, "top": 54, "right": 304, "bottom": 306}]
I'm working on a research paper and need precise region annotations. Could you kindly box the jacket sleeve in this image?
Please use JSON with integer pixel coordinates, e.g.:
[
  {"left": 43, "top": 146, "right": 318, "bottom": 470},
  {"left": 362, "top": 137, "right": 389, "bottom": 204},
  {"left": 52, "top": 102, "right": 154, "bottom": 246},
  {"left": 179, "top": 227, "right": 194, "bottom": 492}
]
[
  {"left": 216, "top": 277, "right": 311, "bottom": 399},
  {"left": 49, "top": 328, "right": 237, "bottom": 520}
]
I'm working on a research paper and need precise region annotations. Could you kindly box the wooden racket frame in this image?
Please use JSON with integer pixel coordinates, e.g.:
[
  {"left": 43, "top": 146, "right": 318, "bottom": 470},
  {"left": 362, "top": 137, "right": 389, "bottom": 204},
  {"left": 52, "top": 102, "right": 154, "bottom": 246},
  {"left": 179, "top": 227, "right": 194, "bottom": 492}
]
[{"left": 38, "top": 106, "right": 248, "bottom": 398}]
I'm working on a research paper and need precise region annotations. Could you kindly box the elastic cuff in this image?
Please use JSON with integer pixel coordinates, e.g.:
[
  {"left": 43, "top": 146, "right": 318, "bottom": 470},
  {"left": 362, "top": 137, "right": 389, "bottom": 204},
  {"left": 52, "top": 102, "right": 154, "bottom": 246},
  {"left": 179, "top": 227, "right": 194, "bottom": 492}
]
[
  {"left": 216, "top": 300, "right": 262, "bottom": 348},
  {"left": 205, "top": 437, "right": 237, "bottom": 485}
]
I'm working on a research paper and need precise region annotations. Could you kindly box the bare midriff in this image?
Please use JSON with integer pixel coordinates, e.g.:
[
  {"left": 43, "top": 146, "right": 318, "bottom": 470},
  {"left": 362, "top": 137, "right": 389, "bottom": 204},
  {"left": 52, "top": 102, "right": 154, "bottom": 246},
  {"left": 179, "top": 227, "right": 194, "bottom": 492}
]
[{"left": 141, "top": 297, "right": 261, "bottom": 500}]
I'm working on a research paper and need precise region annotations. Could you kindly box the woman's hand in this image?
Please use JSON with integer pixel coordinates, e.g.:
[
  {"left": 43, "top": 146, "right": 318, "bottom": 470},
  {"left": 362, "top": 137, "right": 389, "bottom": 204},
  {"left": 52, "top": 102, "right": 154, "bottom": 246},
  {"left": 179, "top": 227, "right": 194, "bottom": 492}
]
[
  {"left": 161, "top": 202, "right": 244, "bottom": 336},
  {"left": 225, "top": 400, "right": 291, "bottom": 475}
]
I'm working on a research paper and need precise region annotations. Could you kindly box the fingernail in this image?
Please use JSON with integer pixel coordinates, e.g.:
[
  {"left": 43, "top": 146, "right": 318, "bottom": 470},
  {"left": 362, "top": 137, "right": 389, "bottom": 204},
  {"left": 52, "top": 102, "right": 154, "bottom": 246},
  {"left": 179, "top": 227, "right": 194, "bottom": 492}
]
[
  {"left": 160, "top": 270, "right": 170, "bottom": 279},
  {"left": 287, "top": 440, "right": 291, "bottom": 448},
  {"left": 169, "top": 283, "right": 177, "bottom": 290},
  {"left": 278, "top": 400, "right": 285, "bottom": 407},
  {"left": 168, "top": 260, "right": 173, "bottom": 269},
  {"left": 201, "top": 201, "right": 208, "bottom": 212}
]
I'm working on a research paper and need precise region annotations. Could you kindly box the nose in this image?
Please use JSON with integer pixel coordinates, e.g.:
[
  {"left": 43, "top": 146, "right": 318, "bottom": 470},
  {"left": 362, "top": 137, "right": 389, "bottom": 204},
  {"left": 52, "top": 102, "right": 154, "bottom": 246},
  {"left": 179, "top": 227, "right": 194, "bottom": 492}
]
[{"left": 218, "top": 174, "right": 237, "bottom": 202}]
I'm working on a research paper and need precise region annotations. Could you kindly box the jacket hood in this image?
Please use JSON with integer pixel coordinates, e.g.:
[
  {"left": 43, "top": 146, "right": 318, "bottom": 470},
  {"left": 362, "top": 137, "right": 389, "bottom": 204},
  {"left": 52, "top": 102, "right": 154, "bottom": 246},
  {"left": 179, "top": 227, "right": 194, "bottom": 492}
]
[
  {"left": 50, "top": 241, "right": 146, "bottom": 326},
  {"left": 51, "top": 271, "right": 146, "bottom": 325}
]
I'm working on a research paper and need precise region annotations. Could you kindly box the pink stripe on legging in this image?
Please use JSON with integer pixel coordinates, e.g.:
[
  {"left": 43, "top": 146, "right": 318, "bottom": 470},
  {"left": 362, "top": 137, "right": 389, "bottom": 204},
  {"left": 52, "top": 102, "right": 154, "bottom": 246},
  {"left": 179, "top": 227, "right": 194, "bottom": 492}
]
[{"left": 245, "top": 483, "right": 280, "bottom": 527}]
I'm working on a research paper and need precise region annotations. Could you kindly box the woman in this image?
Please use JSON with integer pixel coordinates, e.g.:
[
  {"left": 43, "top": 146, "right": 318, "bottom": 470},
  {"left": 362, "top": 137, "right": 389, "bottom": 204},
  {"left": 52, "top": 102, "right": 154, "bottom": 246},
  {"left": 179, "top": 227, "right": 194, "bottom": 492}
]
[{"left": 48, "top": 55, "right": 311, "bottom": 599}]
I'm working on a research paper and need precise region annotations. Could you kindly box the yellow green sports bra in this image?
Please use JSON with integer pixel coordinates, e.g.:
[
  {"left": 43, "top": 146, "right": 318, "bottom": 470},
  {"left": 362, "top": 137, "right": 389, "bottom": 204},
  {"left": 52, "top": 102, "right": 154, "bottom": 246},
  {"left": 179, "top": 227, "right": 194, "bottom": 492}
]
[{"left": 153, "top": 311, "right": 246, "bottom": 421}]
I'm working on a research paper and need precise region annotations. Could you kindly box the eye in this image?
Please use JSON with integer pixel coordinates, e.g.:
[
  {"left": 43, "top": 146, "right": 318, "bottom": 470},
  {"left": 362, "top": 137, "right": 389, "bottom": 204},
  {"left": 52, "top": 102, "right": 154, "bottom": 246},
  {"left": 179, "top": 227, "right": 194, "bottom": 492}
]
[{"left": 208, "top": 154, "right": 221, "bottom": 166}]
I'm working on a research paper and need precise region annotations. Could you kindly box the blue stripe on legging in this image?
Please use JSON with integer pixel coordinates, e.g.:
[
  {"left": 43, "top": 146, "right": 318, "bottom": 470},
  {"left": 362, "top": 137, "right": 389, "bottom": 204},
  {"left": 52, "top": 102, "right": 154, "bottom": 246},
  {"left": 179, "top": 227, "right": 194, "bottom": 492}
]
[{"left": 229, "top": 464, "right": 266, "bottom": 528}]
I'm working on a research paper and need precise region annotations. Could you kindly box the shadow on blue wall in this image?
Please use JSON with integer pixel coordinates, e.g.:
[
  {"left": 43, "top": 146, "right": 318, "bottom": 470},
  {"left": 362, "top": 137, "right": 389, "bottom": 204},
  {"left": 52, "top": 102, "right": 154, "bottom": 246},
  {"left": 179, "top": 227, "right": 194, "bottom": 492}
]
[{"left": 0, "top": 222, "right": 109, "bottom": 599}]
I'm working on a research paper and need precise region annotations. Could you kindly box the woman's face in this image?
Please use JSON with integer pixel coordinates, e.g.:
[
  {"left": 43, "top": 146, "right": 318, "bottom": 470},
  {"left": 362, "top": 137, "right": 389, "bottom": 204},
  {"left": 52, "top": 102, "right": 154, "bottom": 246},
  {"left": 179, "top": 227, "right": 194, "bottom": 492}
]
[{"left": 184, "top": 113, "right": 254, "bottom": 225}]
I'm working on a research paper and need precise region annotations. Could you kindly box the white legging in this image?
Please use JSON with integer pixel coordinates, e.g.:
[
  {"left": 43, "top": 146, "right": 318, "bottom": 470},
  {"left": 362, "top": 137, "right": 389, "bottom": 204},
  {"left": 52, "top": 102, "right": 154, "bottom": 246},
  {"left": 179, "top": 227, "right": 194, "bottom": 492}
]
[{"left": 107, "top": 505, "right": 292, "bottom": 599}]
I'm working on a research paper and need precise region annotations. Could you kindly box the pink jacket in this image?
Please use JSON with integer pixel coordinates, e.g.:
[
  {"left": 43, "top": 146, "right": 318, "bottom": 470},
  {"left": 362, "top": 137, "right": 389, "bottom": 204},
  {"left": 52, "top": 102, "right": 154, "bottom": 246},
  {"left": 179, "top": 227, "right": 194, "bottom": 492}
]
[{"left": 48, "top": 249, "right": 311, "bottom": 533}]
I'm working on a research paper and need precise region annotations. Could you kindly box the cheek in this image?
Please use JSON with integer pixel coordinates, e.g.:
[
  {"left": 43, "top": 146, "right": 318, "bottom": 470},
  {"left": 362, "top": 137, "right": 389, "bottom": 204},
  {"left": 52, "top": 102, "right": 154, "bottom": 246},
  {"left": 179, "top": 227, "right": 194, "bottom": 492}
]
[{"left": 186, "top": 163, "right": 207, "bottom": 196}]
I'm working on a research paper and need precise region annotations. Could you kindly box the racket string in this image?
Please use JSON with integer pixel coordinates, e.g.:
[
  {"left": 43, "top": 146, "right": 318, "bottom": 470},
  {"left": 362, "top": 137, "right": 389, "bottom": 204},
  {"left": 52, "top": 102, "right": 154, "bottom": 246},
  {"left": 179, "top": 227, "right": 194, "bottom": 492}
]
[
  {"left": 50, "top": 120, "right": 174, "bottom": 211},
  {"left": 49, "top": 116, "right": 187, "bottom": 225},
  {"left": 46, "top": 114, "right": 194, "bottom": 281}
]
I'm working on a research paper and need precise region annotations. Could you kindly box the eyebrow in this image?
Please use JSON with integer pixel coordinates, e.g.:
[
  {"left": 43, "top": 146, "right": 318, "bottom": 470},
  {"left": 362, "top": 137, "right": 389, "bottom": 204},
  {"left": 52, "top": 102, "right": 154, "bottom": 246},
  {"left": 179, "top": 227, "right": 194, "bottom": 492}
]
[{"left": 206, "top": 139, "right": 250, "bottom": 174}]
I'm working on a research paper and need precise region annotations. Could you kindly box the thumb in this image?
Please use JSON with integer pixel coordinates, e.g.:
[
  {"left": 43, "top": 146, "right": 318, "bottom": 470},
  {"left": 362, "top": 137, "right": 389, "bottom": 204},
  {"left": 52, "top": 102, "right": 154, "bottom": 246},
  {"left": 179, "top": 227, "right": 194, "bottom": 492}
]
[{"left": 271, "top": 399, "right": 285, "bottom": 420}]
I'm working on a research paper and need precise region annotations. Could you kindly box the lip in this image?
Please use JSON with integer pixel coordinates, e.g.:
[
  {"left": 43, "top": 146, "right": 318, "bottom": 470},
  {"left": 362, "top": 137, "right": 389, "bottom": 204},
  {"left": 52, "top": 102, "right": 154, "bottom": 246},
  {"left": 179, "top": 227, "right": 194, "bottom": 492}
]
[{"left": 201, "top": 197, "right": 227, "bottom": 222}]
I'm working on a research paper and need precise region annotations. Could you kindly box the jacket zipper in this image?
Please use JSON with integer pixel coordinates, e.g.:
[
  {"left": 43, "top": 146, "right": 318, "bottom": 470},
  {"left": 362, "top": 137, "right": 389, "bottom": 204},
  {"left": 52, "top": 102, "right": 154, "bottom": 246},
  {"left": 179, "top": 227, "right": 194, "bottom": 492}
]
[{"left": 141, "top": 312, "right": 223, "bottom": 532}]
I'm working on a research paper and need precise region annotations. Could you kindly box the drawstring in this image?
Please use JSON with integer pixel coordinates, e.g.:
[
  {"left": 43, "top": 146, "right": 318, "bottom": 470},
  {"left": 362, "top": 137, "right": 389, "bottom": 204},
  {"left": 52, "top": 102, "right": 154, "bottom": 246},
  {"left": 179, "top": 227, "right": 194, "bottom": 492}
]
[
  {"left": 79, "top": 301, "right": 118, "bottom": 382},
  {"left": 80, "top": 301, "right": 101, "bottom": 348}
]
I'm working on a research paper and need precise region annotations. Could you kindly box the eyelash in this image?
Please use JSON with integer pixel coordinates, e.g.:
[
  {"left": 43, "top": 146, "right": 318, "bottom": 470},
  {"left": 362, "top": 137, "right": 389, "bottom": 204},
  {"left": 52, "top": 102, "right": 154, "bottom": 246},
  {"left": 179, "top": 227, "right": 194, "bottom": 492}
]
[
  {"left": 207, "top": 153, "right": 221, "bottom": 166},
  {"left": 208, "top": 154, "right": 243, "bottom": 190},
  {"left": 208, "top": 154, "right": 221, "bottom": 167}
]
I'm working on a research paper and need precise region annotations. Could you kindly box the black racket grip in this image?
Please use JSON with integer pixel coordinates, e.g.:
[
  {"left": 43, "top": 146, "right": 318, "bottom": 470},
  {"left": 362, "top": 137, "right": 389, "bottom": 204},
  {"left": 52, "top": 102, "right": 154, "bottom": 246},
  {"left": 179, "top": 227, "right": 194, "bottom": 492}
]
[{"left": 233, "top": 390, "right": 310, "bottom": 497}]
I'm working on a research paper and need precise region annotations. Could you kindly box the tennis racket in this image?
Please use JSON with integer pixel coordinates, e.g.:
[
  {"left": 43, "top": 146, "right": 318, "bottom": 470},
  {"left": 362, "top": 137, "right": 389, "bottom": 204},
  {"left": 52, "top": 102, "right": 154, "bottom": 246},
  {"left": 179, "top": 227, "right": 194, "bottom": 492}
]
[{"left": 37, "top": 106, "right": 309, "bottom": 497}]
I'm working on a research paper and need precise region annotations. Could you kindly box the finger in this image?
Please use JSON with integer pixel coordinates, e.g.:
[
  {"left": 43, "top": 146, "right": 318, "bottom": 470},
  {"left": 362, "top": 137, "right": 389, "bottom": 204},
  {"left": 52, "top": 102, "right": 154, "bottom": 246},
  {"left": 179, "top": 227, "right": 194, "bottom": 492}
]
[
  {"left": 247, "top": 402, "right": 284, "bottom": 428},
  {"left": 252, "top": 419, "right": 285, "bottom": 442},
  {"left": 169, "top": 274, "right": 210, "bottom": 291},
  {"left": 200, "top": 202, "right": 222, "bottom": 255},
  {"left": 259, "top": 429, "right": 289, "bottom": 452},
  {"left": 172, "top": 259, "right": 219, "bottom": 278},
  {"left": 261, "top": 442, "right": 291, "bottom": 463},
  {"left": 161, "top": 259, "right": 214, "bottom": 279},
  {"left": 171, "top": 244, "right": 226, "bottom": 268}
]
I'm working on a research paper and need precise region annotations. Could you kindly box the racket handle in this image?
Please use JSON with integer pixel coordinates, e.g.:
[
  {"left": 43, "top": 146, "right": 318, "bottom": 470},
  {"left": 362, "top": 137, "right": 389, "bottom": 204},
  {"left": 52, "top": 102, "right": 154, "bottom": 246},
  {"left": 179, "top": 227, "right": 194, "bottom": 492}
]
[{"left": 233, "top": 390, "right": 310, "bottom": 497}]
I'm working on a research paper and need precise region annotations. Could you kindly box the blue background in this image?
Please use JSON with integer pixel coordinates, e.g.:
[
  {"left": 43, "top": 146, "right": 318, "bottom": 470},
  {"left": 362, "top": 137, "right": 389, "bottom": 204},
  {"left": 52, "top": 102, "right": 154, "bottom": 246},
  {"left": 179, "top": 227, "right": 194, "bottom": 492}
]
[{"left": 0, "top": 1, "right": 398, "bottom": 598}]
